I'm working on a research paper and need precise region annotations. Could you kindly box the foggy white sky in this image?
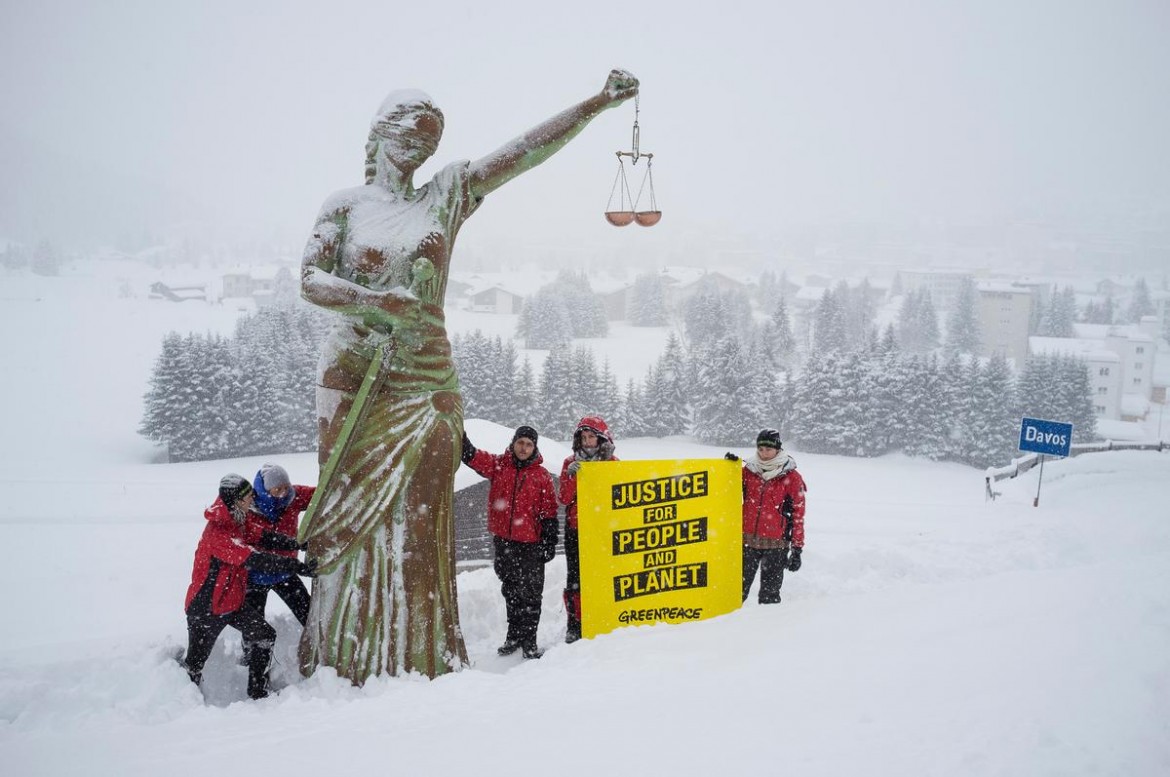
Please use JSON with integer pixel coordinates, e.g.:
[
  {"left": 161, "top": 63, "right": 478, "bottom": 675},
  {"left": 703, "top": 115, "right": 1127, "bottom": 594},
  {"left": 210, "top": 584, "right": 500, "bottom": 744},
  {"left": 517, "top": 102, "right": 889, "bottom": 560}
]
[{"left": 2, "top": 0, "right": 1168, "bottom": 269}]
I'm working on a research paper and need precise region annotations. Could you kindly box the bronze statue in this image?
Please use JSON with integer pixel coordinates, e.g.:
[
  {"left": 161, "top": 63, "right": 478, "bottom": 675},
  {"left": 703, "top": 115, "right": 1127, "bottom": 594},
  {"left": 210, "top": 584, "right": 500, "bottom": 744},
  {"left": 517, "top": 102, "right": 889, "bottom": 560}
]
[{"left": 298, "top": 70, "right": 639, "bottom": 684}]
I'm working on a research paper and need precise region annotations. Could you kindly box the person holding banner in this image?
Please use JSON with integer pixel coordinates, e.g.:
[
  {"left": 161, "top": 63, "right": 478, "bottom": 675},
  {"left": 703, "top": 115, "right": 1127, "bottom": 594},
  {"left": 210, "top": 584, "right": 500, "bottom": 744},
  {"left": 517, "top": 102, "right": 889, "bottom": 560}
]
[
  {"left": 462, "top": 426, "right": 559, "bottom": 659},
  {"left": 558, "top": 416, "right": 618, "bottom": 643},
  {"left": 727, "top": 428, "right": 806, "bottom": 604}
]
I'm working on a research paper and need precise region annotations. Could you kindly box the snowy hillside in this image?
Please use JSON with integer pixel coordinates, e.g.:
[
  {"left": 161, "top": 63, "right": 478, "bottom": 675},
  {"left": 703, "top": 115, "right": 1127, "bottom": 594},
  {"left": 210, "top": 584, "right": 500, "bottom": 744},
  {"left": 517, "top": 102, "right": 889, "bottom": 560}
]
[{"left": 1, "top": 265, "right": 1168, "bottom": 775}]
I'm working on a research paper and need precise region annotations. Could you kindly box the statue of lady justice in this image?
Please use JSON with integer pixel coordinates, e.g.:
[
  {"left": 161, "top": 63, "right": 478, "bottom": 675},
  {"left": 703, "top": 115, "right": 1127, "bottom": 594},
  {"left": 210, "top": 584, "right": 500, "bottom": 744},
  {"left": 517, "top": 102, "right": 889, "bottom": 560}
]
[{"left": 298, "top": 70, "right": 638, "bottom": 683}]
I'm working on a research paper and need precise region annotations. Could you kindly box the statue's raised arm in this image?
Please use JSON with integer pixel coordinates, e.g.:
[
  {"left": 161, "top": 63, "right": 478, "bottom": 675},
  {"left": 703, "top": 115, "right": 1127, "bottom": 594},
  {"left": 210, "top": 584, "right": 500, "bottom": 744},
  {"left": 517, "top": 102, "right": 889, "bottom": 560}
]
[
  {"left": 297, "top": 72, "right": 635, "bottom": 687},
  {"left": 468, "top": 69, "right": 638, "bottom": 199}
]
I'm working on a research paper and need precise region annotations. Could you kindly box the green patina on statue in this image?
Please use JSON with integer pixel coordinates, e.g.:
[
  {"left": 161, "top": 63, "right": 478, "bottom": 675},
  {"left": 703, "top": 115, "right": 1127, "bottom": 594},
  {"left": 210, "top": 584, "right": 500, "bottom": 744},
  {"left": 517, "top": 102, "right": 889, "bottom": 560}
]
[{"left": 298, "top": 70, "right": 638, "bottom": 684}]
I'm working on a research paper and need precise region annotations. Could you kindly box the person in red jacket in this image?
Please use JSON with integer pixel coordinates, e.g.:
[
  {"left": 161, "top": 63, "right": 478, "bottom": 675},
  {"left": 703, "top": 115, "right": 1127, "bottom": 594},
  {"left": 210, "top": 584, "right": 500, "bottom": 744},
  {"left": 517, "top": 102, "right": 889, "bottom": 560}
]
[
  {"left": 243, "top": 463, "right": 316, "bottom": 627},
  {"left": 728, "top": 428, "right": 806, "bottom": 604},
  {"left": 462, "top": 426, "right": 559, "bottom": 659},
  {"left": 558, "top": 415, "right": 617, "bottom": 643},
  {"left": 183, "top": 474, "right": 316, "bottom": 700}
]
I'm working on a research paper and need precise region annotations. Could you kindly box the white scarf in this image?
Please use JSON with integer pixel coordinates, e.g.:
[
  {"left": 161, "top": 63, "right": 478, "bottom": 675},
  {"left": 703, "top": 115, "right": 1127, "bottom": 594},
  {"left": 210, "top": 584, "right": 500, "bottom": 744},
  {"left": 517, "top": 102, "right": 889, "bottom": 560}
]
[{"left": 746, "top": 451, "right": 797, "bottom": 481}]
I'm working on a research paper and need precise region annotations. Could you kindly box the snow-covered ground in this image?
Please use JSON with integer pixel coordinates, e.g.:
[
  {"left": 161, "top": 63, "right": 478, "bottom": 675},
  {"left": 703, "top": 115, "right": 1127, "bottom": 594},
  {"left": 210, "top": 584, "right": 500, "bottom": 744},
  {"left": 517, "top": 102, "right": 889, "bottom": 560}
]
[{"left": 1, "top": 264, "right": 1168, "bottom": 775}]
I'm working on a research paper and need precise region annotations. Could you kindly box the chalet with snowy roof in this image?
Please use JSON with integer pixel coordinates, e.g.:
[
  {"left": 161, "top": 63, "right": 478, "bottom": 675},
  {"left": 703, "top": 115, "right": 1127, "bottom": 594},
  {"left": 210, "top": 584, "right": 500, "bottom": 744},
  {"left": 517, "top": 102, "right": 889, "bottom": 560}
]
[
  {"left": 659, "top": 267, "right": 751, "bottom": 306},
  {"left": 469, "top": 284, "right": 524, "bottom": 314}
]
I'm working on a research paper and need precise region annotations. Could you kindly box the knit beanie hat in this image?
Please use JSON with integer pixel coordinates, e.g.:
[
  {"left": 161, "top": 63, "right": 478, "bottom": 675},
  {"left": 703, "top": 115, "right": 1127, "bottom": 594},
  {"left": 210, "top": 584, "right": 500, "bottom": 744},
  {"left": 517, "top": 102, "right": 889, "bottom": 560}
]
[
  {"left": 260, "top": 463, "right": 291, "bottom": 492},
  {"left": 756, "top": 428, "right": 783, "bottom": 450},
  {"left": 219, "top": 473, "right": 254, "bottom": 508},
  {"left": 512, "top": 425, "right": 539, "bottom": 445}
]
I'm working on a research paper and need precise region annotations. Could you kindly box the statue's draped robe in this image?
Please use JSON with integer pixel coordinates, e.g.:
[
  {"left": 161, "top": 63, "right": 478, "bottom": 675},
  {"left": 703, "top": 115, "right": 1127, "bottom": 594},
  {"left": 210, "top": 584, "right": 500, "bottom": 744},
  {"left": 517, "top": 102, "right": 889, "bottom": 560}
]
[{"left": 300, "top": 161, "right": 479, "bottom": 682}]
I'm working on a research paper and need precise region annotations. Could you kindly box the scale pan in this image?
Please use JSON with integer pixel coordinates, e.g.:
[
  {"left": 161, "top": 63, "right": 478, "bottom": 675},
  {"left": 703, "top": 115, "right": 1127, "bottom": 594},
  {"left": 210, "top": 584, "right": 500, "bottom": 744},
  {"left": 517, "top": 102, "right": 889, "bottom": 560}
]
[
  {"left": 605, "top": 211, "right": 636, "bottom": 227},
  {"left": 634, "top": 211, "right": 662, "bottom": 227}
]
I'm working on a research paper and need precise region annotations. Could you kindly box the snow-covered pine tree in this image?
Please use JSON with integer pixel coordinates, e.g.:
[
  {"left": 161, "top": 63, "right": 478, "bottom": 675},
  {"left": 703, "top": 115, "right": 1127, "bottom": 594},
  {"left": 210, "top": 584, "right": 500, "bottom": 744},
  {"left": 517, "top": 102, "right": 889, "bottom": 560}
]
[
  {"left": 621, "top": 377, "right": 651, "bottom": 438},
  {"left": 844, "top": 279, "right": 878, "bottom": 353},
  {"left": 1016, "top": 354, "right": 1058, "bottom": 422},
  {"left": 863, "top": 348, "right": 901, "bottom": 456},
  {"left": 770, "top": 295, "right": 798, "bottom": 369},
  {"left": 1038, "top": 286, "right": 1076, "bottom": 337},
  {"left": 897, "top": 289, "right": 940, "bottom": 354},
  {"left": 629, "top": 272, "right": 668, "bottom": 326},
  {"left": 512, "top": 357, "right": 538, "bottom": 426},
  {"left": 937, "top": 349, "right": 969, "bottom": 460},
  {"left": 811, "top": 286, "right": 849, "bottom": 354},
  {"left": 491, "top": 337, "right": 519, "bottom": 426},
  {"left": 1101, "top": 295, "right": 1116, "bottom": 326},
  {"left": 829, "top": 350, "right": 881, "bottom": 456},
  {"left": 536, "top": 348, "right": 577, "bottom": 440},
  {"left": 682, "top": 288, "right": 731, "bottom": 349},
  {"left": 569, "top": 346, "right": 602, "bottom": 419},
  {"left": 517, "top": 287, "right": 573, "bottom": 349},
  {"left": 899, "top": 354, "right": 948, "bottom": 460},
  {"left": 917, "top": 291, "right": 941, "bottom": 352},
  {"left": 691, "top": 335, "right": 757, "bottom": 445},
  {"left": 553, "top": 270, "right": 609, "bottom": 338},
  {"left": 655, "top": 332, "right": 692, "bottom": 434},
  {"left": 944, "top": 276, "right": 981, "bottom": 355},
  {"left": 1123, "top": 277, "right": 1154, "bottom": 324},
  {"left": 1056, "top": 354, "right": 1098, "bottom": 442},
  {"left": 964, "top": 353, "right": 1017, "bottom": 467},
  {"left": 140, "top": 332, "right": 187, "bottom": 455},
  {"left": 594, "top": 359, "right": 623, "bottom": 432},
  {"left": 452, "top": 330, "right": 495, "bottom": 420},
  {"left": 787, "top": 351, "right": 846, "bottom": 453},
  {"left": 635, "top": 365, "right": 666, "bottom": 436}
]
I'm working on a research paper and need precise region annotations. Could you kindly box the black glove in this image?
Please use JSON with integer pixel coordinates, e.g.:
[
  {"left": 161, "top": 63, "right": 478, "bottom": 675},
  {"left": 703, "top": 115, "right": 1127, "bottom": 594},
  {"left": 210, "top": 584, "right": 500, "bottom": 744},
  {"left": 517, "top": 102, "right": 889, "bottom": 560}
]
[
  {"left": 461, "top": 431, "right": 476, "bottom": 465},
  {"left": 540, "top": 518, "right": 559, "bottom": 563},
  {"left": 787, "top": 547, "right": 802, "bottom": 572},
  {"left": 297, "top": 558, "right": 319, "bottom": 577},
  {"left": 257, "top": 530, "right": 301, "bottom": 553},
  {"left": 245, "top": 551, "right": 301, "bottom": 575},
  {"left": 724, "top": 452, "right": 740, "bottom": 462}
]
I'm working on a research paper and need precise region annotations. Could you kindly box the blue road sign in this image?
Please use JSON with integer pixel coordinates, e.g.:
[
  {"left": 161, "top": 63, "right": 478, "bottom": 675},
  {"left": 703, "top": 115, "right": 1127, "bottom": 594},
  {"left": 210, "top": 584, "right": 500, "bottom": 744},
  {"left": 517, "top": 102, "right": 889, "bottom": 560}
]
[{"left": 1018, "top": 417, "right": 1073, "bottom": 457}]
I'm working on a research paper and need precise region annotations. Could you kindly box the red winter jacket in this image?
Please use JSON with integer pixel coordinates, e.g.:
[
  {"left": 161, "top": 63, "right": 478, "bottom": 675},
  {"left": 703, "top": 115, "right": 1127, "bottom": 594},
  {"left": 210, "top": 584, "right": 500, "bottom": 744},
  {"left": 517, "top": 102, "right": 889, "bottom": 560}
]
[
  {"left": 559, "top": 415, "right": 618, "bottom": 531},
  {"left": 184, "top": 497, "right": 255, "bottom": 616},
  {"left": 244, "top": 486, "right": 315, "bottom": 560},
  {"left": 742, "top": 459, "right": 807, "bottom": 548},
  {"left": 467, "top": 449, "right": 558, "bottom": 543}
]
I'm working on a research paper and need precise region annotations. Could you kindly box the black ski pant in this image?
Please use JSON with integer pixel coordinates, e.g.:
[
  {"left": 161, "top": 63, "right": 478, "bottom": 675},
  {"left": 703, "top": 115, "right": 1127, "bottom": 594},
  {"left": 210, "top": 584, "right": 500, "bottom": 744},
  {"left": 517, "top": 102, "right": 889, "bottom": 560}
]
[
  {"left": 244, "top": 575, "right": 311, "bottom": 626},
  {"left": 742, "top": 545, "right": 787, "bottom": 604},
  {"left": 184, "top": 603, "right": 275, "bottom": 698},
  {"left": 493, "top": 536, "right": 545, "bottom": 650},
  {"left": 563, "top": 526, "right": 581, "bottom": 640}
]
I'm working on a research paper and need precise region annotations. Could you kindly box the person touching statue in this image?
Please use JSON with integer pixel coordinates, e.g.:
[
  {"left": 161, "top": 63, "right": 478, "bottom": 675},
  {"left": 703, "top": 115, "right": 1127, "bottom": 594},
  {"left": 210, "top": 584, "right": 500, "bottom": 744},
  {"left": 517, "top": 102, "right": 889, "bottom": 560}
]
[{"left": 299, "top": 70, "right": 639, "bottom": 684}]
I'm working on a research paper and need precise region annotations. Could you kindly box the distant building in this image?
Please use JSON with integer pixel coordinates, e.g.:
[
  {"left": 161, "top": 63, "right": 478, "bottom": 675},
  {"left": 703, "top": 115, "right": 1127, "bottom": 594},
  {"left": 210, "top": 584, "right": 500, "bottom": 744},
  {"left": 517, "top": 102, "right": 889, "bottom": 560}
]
[
  {"left": 469, "top": 285, "right": 525, "bottom": 314},
  {"left": 976, "top": 282, "right": 1033, "bottom": 366},
  {"left": 221, "top": 267, "right": 282, "bottom": 300},
  {"left": 897, "top": 268, "right": 978, "bottom": 311},
  {"left": 1029, "top": 321, "right": 1161, "bottom": 421},
  {"left": 149, "top": 281, "right": 206, "bottom": 302},
  {"left": 1029, "top": 336, "right": 1122, "bottom": 419},
  {"left": 659, "top": 267, "right": 752, "bottom": 308}
]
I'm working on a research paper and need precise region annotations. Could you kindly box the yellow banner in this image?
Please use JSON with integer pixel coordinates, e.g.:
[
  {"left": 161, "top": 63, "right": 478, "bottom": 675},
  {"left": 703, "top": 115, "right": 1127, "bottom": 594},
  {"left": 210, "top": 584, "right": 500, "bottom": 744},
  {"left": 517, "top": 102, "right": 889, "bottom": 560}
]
[{"left": 576, "top": 459, "right": 742, "bottom": 638}]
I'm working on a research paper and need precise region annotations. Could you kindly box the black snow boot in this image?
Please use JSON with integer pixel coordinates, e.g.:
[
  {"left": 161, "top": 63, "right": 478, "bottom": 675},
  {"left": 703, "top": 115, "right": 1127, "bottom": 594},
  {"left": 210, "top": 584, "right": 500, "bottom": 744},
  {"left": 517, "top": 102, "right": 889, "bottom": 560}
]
[{"left": 246, "top": 645, "right": 272, "bottom": 700}]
